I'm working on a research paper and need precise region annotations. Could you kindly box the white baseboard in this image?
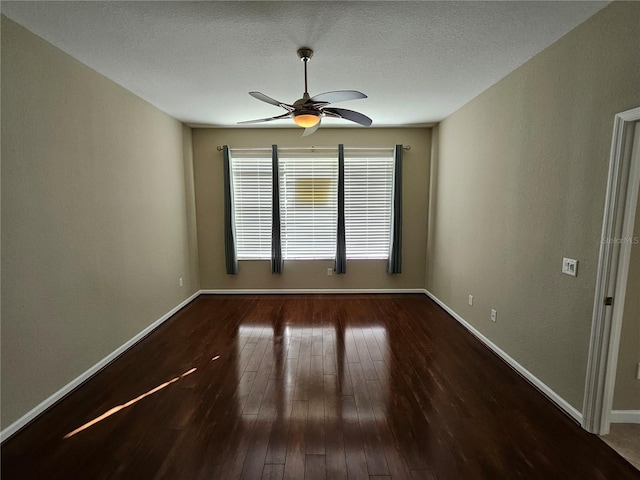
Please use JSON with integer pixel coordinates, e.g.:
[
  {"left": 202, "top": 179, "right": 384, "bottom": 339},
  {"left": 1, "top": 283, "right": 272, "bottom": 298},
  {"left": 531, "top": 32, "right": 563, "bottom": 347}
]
[
  {"left": 424, "top": 290, "right": 583, "bottom": 424},
  {"left": 0, "top": 291, "right": 201, "bottom": 443},
  {"left": 200, "top": 288, "right": 426, "bottom": 295},
  {"left": 611, "top": 410, "right": 640, "bottom": 424}
]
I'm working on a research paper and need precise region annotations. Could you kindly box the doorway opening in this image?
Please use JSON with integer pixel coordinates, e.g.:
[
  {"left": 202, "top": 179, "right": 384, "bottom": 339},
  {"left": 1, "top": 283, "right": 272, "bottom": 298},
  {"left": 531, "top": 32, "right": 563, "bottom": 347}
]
[{"left": 583, "top": 107, "right": 640, "bottom": 439}]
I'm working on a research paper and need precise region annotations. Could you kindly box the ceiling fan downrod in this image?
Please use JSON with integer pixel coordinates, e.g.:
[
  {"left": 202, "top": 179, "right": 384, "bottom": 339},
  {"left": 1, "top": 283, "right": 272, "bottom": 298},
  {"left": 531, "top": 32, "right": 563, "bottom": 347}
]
[{"left": 297, "top": 48, "right": 313, "bottom": 96}]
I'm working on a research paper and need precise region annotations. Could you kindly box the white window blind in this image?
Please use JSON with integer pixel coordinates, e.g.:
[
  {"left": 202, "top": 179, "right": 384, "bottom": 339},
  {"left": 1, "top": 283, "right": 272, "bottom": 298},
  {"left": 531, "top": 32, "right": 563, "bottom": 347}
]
[
  {"left": 279, "top": 154, "right": 338, "bottom": 259},
  {"left": 344, "top": 153, "right": 394, "bottom": 259},
  {"left": 231, "top": 154, "right": 272, "bottom": 259},
  {"left": 229, "top": 148, "right": 394, "bottom": 261}
]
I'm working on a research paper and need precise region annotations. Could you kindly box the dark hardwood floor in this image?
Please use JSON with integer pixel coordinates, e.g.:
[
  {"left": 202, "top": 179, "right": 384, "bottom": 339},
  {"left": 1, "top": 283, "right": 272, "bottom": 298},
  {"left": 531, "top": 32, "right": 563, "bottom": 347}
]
[{"left": 2, "top": 294, "right": 638, "bottom": 479}]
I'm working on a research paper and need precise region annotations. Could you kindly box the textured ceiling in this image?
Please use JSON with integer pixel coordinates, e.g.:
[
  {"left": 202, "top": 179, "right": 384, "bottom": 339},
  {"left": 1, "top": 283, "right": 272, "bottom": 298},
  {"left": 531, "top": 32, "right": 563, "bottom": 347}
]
[{"left": 1, "top": 1, "right": 609, "bottom": 128}]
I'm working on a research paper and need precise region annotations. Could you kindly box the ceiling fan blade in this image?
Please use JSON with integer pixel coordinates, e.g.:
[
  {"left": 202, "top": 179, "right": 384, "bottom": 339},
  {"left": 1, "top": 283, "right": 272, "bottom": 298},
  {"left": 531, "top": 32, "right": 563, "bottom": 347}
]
[
  {"left": 310, "top": 90, "right": 367, "bottom": 105},
  {"left": 249, "top": 92, "right": 294, "bottom": 111},
  {"left": 301, "top": 118, "right": 321, "bottom": 137},
  {"left": 237, "top": 112, "right": 292, "bottom": 124},
  {"left": 322, "top": 107, "right": 372, "bottom": 127},
  {"left": 249, "top": 91, "right": 283, "bottom": 106}
]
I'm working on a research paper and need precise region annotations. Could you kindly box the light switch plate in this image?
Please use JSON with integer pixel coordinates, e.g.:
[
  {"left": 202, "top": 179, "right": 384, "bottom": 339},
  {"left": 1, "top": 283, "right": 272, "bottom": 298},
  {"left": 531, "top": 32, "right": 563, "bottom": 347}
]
[{"left": 562, "top": 257, "right": 578, "bottom": 277}]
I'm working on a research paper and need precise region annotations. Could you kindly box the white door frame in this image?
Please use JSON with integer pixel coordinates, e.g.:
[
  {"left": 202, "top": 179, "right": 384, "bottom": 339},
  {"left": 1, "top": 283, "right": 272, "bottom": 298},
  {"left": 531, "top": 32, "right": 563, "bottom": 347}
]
[{"left": 583, "top": 106, "right": 640, "bottom": 434}]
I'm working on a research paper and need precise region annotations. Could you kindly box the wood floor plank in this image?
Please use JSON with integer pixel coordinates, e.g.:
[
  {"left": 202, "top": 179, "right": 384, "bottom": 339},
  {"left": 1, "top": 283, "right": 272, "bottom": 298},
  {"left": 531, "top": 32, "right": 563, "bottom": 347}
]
[
  {"left": 283, "top": 400, "right": 309, "bottom": 480},
  {"left": 294, "top": 334, "right": 312, "bottom": 401},
  {"left": 262, "top": 463, "right": 285, "bottom": 480},
  {"left": 410, "top": 469, "right": 437, "bottom": 480},
  {"left": 311, "top": 327, "right": 324, "bottom": 357},
  {"left": 348, "top": 360, "right": 389, "bottom": 477},
  {"left": 366, "top": 378, "right": 413, "bottom": 479},
  {"left": 341, "top": 394, "right": 370, "bottom": 480},
  {"left": 304, "top": 454, "right": 326, "bottom": 480},
  {"left": 240, "top": 377, "right": 279, "bottom": 479},
  {"left": 322, "top": 328, "right": 337, "bottom": 376},
  {"left": 2, "top": 294, "right": 638, "bottom": 480},
  {"left": 305, "top": 354, "right": 326, "bottom": 455},
  {"left": 243, "top": 335, "right": 275, "bottom": 416},
  {"left": 215, "top": 414, "right": 258, "bottom": 479},
  {"left": 323, "top": 374, "right": 348, "bottom": 480},
  {"left": 265, "top": 360, "right": 296, "bottom": 465}
]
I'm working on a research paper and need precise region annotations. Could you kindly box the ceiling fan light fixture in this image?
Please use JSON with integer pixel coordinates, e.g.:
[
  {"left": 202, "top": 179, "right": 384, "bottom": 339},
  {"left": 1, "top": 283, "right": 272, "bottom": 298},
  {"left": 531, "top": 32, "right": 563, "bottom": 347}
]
[{"left": 293, "top": 113, "right": 320, "bottom": 128}]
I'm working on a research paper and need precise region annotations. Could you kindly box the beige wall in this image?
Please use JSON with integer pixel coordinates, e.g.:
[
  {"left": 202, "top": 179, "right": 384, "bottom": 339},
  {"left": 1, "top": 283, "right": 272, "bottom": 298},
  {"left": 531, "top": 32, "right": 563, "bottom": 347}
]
[
  {"left": 613, "top": 137, "right": 640, "bottom": 410},
  {"left": 1, "top": 16, "right": 199, "bottom": 428},
  {"left": 193, "top": 128, "right": 430, "bottom": 290},
  {"left": 427, "top": 2, "right": 640, "bottom": 410}
]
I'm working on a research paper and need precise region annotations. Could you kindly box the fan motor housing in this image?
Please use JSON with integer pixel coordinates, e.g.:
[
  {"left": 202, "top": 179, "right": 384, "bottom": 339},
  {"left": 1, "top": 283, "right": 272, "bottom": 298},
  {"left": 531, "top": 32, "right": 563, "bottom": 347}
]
[
  {"left": 293, "top": 109, "right": 319, "bottom": 118},
  {"left": 293, "top": 94, "right": 313, "bottom": 108}
]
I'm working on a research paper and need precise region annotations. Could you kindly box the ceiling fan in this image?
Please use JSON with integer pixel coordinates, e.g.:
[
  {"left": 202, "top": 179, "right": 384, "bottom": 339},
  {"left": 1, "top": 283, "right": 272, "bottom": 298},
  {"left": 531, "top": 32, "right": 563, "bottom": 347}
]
[{"left": 238, "top": 48, "right": 372, "bottom": 136}]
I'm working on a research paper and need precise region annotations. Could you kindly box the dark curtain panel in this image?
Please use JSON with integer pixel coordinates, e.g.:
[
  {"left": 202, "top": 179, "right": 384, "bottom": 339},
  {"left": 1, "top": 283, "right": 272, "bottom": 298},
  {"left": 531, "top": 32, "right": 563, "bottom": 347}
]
[
  {"left": 335, "top": 144, "right": 347, "bottom": 274},
  {"left": 387, "top": 144, "right": 403, "bottom": 274},
  {"left": 223, "top": 145, "right": 238, "bottom": 274},
  {"left": 271, "top": 144, "right": 283, "bottom": 274}
]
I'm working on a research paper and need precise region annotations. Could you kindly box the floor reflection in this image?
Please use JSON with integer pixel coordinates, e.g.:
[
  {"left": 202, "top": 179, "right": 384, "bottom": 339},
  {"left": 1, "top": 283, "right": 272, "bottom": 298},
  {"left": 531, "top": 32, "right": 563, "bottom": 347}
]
[
  {"left": 64, "top": 366, "right": 199, "bottom": 438},
  {"left": 235, "top": 322, "right": 390, "bottom": 426}
]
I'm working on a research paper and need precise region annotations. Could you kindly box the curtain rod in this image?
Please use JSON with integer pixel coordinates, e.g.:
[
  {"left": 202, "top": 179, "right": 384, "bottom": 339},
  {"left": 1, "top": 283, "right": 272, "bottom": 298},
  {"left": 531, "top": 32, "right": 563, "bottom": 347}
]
[{"left": 216, "top": 145, "right": 411, "bottom": 152}]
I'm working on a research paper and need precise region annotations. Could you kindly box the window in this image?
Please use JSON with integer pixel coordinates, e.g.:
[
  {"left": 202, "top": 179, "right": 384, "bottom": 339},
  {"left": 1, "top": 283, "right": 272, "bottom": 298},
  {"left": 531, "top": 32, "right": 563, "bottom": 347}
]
[
  {"left": 230, "top": 148, "right": 394, "bottom": 260},
  {"left": 280, "top": 154, "right": 338, "bottom": 259},
  {"left": 231, "top": 154, "right": 272, "bottom": 259},
  {"left": 344, "top": 154, "right": 394, "bottom": 259}
]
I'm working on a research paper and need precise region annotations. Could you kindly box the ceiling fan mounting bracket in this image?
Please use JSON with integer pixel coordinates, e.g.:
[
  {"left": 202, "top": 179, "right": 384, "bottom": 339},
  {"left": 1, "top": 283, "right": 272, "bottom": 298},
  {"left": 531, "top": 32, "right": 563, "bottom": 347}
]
[{"left": 297, "top": 48, "right": 313, "bottom": 62}]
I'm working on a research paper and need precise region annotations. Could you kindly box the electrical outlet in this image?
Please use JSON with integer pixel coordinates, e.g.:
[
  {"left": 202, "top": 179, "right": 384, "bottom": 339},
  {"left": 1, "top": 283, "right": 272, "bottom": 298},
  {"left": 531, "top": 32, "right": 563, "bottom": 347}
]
[
  {"left": 490, "top": 309, "right": 497, "bottom": 322},
  {"left": 327, "top": 268, "right": 333, "bottom": 276},
  {"left": 179, "top": 277, "right": 183, "bottom": 287},
  {"left": 468, "top": 295, "right": 474, "bottom": 306},
  {"left": 562, "top": 257, "right": 578, "bottom": 277}
]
